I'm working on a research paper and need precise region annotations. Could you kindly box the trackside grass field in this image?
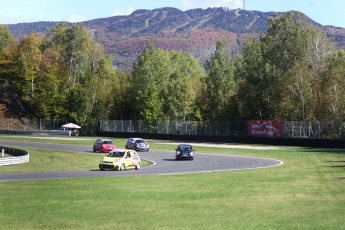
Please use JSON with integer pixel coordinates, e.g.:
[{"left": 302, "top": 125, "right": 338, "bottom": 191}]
[{"left": 0, "top": 136, "right": 344, "bottom": 229}]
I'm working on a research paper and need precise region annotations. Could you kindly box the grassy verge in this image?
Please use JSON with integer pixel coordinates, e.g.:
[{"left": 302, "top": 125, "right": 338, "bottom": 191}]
[
  {"left": 0, "top": 147, "right": 151, "bottom": 174},
  {"left": 0, "top": 135, "right": 344, "bottom": 229},
  {"left": 0, "top": 134, "right": 111, "bottom": 145}
]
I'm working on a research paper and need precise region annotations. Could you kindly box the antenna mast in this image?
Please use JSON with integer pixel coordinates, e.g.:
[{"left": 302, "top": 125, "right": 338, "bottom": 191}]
[{"left": 243, "top": 0, "right": 246, "bottom": 10}]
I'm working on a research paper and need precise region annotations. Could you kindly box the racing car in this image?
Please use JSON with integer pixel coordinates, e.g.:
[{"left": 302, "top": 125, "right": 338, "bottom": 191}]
[
  {"left": 99, "top": 149, "right": 141, "bottom": 171},
  {"left": 175, "top": 144, "right": 195, "bottom": 160}
]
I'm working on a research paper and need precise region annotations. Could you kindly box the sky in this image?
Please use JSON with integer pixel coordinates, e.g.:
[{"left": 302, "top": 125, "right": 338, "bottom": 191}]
[{"left": 0, "top": 0, "right": 344, "bottom": 28}]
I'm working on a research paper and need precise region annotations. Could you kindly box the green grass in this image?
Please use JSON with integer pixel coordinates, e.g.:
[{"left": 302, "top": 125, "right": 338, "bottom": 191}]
[
  {"left": 0, "top": 134, "right": 114, "bottom": 145},
  {"left": 0, "top": 147, "right": 151, "bottom": 174},
  {"left": 0, "top": 135, "right": 344, "bottom": 229}
]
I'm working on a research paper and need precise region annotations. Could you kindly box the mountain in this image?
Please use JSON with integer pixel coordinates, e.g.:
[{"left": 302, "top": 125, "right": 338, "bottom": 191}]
[{"left": 7, "top": 7, "right": 345, "bottom": 69}]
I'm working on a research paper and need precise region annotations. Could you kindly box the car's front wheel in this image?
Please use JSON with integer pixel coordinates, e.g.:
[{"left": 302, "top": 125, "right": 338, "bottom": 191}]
[{"left": 99, "top": 166, "right": 104, "bottom": 171}]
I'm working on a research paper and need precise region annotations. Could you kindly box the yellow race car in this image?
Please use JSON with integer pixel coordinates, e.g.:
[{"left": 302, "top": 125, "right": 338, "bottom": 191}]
[{"left": 99, "top": 149, "right": 141, "bottom": 171}]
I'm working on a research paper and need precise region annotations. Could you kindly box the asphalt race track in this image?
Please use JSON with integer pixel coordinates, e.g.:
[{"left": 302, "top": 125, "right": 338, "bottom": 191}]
[{"left": 0, "top": 140, "right": 283, "bottom": 182}]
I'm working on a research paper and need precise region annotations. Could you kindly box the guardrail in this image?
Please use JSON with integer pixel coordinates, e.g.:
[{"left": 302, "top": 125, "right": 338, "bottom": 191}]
[{"left": 0, "top": 146, "right": 30, "bottom": 166}]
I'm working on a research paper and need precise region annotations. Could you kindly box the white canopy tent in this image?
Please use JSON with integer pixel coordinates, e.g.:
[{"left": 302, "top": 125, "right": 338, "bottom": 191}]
[{"left": 61, "top": 123, "right": 81, "bottom": 129}]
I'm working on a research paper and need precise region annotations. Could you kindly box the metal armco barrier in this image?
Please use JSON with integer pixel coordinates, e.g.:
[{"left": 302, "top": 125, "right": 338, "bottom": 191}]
[{"left": 0, "top": 146, "right": 29, "bottom": 166}]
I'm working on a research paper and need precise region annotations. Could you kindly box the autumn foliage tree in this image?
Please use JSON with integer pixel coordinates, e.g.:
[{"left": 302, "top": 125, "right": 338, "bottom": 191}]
[{"left": 1, "top": 11, "right": 345, "bottom": 134}]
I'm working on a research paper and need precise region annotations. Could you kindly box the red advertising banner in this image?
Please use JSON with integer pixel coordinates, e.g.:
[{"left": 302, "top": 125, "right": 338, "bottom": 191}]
[{"left": 248, "top": 120, "right": 284, "bottom": 137}]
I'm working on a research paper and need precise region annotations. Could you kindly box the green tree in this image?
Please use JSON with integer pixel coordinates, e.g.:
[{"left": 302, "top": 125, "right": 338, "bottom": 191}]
[
  {"left": 130, "top": 43, "right": 167, "bottom": 124},
  {"left": 305, "top": 26, "right": 335, "bottom": 118},
  {"left": 18, "top": 33, "right": 42, "bottom": 99},
  {"left": 262, "top": 12, "right": 310, "bottom": 119},
  {"left": 0, "top": 25, "right": 14, "bottom": 55},
  {"left": 262, "top": 12, "right": 309, "bottom": 74},
  {"left": 83, "top": 55, "right": 117, "bottom": 133},
  {"left": 42, "top": 24, "right": 92, "bottom": 94},
  {"left": 238, "top": 12, "right": 335, "bottom": 120},
  {"left": 41, "top": 23, "right": 96, "bottom": 123},
  {"left": 39, "top": 38, "right": 68, "bottom": 118},
  {"left": 204, "top": 40, "right": 236, "bottom": 120},
  {"left": 34, "top": 66, "right": 65, "bottom": 118},
  {"left": 281, "top": 61, "right": 314, "bottom": 120},
  {"left": 0, "top": 24, "right": 16, "bottom": 84},
  {"left": 63, "top": 25, "right": 92, "bottom": 93},
  {"left": 162, "top": 51, "right": 204, "bottom": 121},
  {"left": 109, "top": 69, "right": 132, "bottom": 120},
  {"left": 0, "top": 25, "right": 26, "bottom": 115},
  {"left": 319, "top": 50, "right": 345, "bottom": 120},
  {"left": 130, "top": 43, "right": 204, "bottom": 126},
  {"left": 237, "top": 38, "right": 267, "bottom": 119}
]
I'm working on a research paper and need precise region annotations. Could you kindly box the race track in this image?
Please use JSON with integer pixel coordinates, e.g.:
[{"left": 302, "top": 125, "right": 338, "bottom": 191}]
[{"left": 0, "top": 140, "right": 283, "bottom": 182}]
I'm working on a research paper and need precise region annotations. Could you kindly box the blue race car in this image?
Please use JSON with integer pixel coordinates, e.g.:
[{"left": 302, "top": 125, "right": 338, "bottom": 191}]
[{"left": 175, "top": 144, "right": 195, "bottom": 160}]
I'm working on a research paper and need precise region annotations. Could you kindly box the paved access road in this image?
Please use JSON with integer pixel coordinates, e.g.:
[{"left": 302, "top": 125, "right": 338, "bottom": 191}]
[{"left": 0, "top": 140, "right": 283, "bottom": 182}]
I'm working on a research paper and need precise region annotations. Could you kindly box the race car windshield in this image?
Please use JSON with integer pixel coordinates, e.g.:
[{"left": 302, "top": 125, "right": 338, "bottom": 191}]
[
  {"left": 102, "top": 140, "right": 113, "bottom": 144},
  {"left": 178, "top": 145, "right": 191, "bottom": 150},
  {"left": 107, "top": 151, "right": 125, "bottom": 157}
]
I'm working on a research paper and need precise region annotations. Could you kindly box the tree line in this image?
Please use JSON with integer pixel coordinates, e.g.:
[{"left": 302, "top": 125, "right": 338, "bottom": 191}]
[{"left": 1, "top": 12, "right": 345, "bottom": 134}]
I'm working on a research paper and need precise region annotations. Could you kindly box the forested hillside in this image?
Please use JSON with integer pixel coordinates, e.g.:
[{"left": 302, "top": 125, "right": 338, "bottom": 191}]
[
  {"left": 7, "top": 7, "right": 345, "bottom": 69},
  {"left": 1, "top": 11, "right": 345, "bottom": 134}
]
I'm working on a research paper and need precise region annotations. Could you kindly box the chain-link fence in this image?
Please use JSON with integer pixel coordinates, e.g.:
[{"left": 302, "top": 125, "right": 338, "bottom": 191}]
[
  {"left": 98, "top": 120, "right": 248, "bottom": 136},
  {"left": 284, "top": 121, "right": 343, "bottom": 139},
  {"left": 98, "top": 120, "right": 344, "bottom": 139},
  {"left": 0, "top": 118, "right": 68, "bottom": 131},
  {"left": 1, "top": 118, "right": 343, "bottom": 139}
]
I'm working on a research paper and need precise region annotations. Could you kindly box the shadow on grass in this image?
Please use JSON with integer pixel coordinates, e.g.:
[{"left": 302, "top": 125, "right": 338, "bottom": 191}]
[
  {"left": 321, "top": 159, "right": 345, "bottom": 169},
  {"left": 325, "top": 161, "right": 345, "bottom": 162},
  {"left": 321, "top": 163, "right": 345, "bottom": 168},
  {"left": 327, "top": 165, "right": 345, "bottom": 168}
]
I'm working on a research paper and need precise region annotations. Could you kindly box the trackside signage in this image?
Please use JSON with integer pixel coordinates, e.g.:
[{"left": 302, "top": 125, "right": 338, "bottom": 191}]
[{"left": 248, "top": 120, "right": 284, "bottom": 137}]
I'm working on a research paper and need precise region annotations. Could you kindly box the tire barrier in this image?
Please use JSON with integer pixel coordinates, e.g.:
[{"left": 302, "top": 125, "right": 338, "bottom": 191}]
[{"left": 0, "top": 146, "right": 29, "bottom": 166}]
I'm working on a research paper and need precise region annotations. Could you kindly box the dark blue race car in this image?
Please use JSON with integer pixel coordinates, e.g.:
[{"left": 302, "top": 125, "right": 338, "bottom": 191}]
[{"left": 175, "top": 144, "right": 195, "bottom": 160}]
